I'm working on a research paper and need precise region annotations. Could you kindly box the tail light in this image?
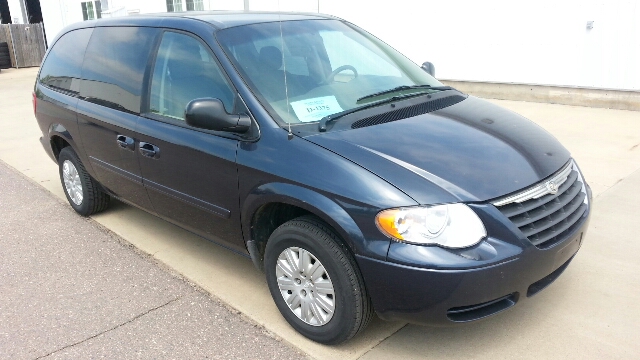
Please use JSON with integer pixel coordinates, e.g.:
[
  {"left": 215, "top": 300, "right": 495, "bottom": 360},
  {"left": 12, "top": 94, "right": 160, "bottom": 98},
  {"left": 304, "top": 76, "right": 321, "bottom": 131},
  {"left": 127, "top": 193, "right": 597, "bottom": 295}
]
[{"left": 32, "top": 92, "right": 37, "bottom": 115}]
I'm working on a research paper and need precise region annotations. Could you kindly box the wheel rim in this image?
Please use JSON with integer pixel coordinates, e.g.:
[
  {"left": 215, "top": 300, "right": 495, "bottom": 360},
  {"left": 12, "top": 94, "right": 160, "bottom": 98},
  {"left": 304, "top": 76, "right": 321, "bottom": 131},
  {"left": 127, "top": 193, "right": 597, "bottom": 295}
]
[
  {"left": 276, "top": 247, "right": 335, "bottom": 326},
  {"left": 62, "top": 160, "right": 83, "bottom": 206}
]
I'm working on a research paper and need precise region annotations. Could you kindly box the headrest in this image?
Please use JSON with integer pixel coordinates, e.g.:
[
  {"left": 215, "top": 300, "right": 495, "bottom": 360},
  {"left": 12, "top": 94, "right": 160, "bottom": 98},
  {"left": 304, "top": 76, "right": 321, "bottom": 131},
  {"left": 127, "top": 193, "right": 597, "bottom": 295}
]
[{"left": 259, "top": 46, "right": 283, "bottom": 71}]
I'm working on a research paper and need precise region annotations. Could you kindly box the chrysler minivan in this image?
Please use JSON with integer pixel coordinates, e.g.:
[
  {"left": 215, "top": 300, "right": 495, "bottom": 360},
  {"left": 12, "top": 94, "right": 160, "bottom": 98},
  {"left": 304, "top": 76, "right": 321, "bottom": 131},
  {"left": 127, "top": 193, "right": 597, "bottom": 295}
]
[{"left": 34, "top": 12, "right": 591, "bottom": 344}]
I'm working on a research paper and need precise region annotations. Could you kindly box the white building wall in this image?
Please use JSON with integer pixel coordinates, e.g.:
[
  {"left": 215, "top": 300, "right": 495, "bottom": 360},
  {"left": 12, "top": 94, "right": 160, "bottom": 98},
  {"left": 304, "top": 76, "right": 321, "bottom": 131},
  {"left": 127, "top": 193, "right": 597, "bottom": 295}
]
[
  {"left": 6, "top": 0, "right": 26, "bottom": 23},
  {"left": 37, "top": 1, "right": 83, "bottom": 45},
  {"left": 248, "top": 0, "right": 317, "bottom": 12},
  {"left": 39, "top": 0, "right": 84, "bottom": 43},
  {"left": 320, "top": 0, "right": 639, "bottom": 91},
  {"left": 36, "top": 0, "right": 639, "bottom": 91},
  {"left": 40, "top": 0, "right": 244, "bottom": 44}
]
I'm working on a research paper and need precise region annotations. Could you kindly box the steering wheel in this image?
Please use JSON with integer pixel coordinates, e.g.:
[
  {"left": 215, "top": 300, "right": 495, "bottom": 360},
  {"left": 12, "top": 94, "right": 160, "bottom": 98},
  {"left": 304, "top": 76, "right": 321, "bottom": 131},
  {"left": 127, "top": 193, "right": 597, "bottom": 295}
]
[{"left": 325, "top": 65, "right": 358, "bottom": 84}]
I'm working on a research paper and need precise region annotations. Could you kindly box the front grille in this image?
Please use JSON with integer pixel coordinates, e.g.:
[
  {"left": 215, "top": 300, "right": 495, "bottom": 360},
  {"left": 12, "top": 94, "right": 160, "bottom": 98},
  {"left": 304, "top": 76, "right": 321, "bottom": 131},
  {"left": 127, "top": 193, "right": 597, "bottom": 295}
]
[
  {"left": 493, "top": 161, "right": 589, "bottom": 249},
  {"left": 351, "top": 95, "right": 466, "bottom": 129}
]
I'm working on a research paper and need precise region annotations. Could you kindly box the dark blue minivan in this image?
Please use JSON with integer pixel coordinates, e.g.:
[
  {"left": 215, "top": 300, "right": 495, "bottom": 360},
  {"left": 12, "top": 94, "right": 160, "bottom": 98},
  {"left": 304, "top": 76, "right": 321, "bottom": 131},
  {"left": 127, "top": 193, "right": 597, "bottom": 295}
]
[{"left": 34, "top": 12, "right": 592, "bottom": 344}]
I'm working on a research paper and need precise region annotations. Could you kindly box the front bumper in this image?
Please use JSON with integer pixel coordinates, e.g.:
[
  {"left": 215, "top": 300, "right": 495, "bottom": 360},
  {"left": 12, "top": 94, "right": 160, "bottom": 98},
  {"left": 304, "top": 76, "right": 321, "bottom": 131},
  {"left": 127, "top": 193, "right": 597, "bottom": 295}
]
[{"left": 356, "top": 189, "right": 591, "bottom": 326}]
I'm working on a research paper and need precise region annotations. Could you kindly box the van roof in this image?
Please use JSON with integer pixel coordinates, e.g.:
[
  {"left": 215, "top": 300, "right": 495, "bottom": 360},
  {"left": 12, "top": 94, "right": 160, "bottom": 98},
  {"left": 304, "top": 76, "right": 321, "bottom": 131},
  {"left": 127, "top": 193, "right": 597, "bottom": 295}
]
[
  {"left": 79, "top": 11, "right": 338, "bottom": 30},
  {"left": 183, "top": 11, "right": 337, "bottom": 28}
]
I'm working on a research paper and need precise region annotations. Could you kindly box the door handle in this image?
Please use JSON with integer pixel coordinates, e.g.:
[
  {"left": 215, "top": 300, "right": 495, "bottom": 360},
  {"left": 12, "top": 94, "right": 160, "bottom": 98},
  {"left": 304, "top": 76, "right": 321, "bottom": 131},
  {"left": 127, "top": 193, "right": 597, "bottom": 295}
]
[
  {"left": 116, "top": 135, "right": 135, "bottom": 151},
  {"left": 139, "top": 142, "right": 160, "bottom": 159}
]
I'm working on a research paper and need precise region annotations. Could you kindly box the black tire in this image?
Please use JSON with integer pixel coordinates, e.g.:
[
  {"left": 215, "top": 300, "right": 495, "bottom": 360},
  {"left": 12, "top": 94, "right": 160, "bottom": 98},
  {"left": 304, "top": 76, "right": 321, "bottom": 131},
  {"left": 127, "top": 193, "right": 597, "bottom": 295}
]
[
  {"left": 264, "top": 215, "right": 373, "bottom": 344},
  {"left": 58, "top": 147, "right": 110, "bottom": 216}
]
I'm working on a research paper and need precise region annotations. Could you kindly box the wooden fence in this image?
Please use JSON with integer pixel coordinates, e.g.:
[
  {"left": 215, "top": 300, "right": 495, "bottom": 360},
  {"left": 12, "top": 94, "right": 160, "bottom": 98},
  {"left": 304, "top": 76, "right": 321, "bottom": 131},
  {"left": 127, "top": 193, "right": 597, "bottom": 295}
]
[{"left": 0, "top": 23, "right": 47, "bottom": 68}]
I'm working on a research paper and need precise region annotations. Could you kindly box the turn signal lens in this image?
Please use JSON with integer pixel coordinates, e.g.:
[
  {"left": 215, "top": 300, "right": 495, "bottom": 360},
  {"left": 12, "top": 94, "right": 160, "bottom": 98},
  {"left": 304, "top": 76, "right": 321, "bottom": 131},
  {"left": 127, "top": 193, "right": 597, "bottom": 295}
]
[
  {"left": 375, "top": 204, "right": 487, "bottom": 248},
  {"left": 376, "top": 209, "right": 403, "bottom": 239}
]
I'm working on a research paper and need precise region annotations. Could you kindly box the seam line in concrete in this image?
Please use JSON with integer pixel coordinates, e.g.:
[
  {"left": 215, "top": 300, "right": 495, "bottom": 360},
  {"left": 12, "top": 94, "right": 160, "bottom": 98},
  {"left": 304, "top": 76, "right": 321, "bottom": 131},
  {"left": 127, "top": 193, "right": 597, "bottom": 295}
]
[
  {"left": 355, "top": 323, "right": 409, "bottom": 360},
  {"left": 594, "top": 167, "right": 640, "bottom": 200},
  {"left": 34, "top": 297, "right": 182, "bottom": 360}
]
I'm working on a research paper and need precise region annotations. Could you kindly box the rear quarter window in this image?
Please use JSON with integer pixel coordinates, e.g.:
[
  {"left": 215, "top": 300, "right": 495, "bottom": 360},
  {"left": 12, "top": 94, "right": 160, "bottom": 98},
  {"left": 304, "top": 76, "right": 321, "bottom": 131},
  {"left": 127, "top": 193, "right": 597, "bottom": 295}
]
[
  {"left": 38, "top": 28, "right": 94, "bottom": 95},
  {"left": 79, "top": 26, "right": 160, "bottom": 114}
]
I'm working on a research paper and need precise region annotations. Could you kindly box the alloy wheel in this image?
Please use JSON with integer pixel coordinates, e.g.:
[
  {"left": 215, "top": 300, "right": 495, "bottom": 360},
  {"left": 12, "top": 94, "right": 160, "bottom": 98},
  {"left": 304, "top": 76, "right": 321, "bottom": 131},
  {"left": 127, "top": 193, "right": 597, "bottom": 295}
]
[
  {"left": 62, "top": 160, "right": 83, "bottom": 205},
  {"left": 275, "top": 247, "right": 335, "bottom": 326}
]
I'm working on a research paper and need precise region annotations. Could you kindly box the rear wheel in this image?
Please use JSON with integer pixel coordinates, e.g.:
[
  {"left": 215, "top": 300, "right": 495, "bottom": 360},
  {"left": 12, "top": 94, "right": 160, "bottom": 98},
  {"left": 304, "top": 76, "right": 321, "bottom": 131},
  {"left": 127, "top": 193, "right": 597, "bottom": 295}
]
[
  {"left": 58, "top": 147, "right": 110, "bottom": 216},
  {"left": 264, "top": 215, "right": 373, "bottom": 344}
]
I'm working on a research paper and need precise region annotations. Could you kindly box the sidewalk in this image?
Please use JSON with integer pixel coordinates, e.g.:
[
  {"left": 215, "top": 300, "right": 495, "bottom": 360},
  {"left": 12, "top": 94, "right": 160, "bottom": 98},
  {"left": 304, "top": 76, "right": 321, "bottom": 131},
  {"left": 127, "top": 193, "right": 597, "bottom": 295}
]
[{"left": 1, "top": 67, "right": 639, "bottom": 359}]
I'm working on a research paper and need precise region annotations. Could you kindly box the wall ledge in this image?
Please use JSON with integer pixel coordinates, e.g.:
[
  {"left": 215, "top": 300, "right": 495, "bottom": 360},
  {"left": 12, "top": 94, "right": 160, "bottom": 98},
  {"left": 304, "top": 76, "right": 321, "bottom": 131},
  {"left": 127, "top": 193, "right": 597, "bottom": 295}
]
[{"left": 440, "top": 80, "right": 640, "bottom": 112}]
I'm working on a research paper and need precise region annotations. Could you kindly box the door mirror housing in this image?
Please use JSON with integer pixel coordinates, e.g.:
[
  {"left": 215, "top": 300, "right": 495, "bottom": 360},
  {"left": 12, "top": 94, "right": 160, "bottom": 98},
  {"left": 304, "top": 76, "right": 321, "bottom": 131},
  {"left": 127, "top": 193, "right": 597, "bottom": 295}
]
[
  {"left": 185, "top": 98, "right": 251, "bottom": 133},
  {"left": 421, "top": 62, "right": 435, "bottom": 77}
]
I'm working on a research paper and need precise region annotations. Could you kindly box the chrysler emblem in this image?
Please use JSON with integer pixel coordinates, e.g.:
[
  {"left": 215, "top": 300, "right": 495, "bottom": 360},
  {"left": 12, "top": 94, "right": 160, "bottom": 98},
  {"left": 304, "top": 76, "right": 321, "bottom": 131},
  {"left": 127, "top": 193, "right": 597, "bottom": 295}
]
[{"left": 546, "top": 180, "right": 559, "bottom": 195}]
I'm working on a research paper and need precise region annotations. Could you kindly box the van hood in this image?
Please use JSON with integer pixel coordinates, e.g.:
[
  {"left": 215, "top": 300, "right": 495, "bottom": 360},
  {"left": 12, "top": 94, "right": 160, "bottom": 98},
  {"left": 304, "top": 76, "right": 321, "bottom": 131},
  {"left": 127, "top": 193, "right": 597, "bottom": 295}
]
[{"left": 304, "top": 96, "right": 571, "bottom": 204}]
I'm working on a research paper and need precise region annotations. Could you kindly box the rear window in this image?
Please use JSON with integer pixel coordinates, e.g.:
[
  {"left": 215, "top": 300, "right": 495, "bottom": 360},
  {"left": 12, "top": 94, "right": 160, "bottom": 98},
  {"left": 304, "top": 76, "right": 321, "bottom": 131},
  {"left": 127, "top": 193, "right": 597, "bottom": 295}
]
[
  {"left": 38, "top": 28, "right": 93, "bottom": 95},
  {"left": 79, "top": 26, "right": 159, "bottom": 114}
]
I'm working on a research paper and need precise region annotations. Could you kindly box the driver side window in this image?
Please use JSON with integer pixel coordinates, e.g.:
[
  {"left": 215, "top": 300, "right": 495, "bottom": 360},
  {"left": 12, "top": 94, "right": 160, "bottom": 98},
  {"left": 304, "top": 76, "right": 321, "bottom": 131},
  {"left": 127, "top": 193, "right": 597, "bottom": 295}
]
[{"left": 149, "top": 31, "right": 234, "bottom": 120}]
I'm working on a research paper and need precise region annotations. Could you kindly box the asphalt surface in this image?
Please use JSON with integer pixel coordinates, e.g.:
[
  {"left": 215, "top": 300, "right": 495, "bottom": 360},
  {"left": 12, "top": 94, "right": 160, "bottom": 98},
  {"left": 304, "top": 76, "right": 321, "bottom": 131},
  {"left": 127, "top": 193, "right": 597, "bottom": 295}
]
[{"left": 0, "top": 160, "right": 306, "bottom": 359}]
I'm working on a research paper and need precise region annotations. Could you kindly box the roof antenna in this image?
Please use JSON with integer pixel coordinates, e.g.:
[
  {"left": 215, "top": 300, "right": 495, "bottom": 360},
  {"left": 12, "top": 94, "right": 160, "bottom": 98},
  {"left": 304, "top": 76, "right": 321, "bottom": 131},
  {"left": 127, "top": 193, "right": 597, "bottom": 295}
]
[{"left": 277, "top": 1, "right": 294, "bottom": 140}]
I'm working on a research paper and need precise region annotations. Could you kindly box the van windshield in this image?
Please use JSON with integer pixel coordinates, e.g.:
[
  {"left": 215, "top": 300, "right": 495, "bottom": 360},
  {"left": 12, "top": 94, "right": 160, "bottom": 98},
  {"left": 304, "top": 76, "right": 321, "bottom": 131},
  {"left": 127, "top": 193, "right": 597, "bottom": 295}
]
[{"left": 216, "top": 20, "right": 443, "bottom": 126}]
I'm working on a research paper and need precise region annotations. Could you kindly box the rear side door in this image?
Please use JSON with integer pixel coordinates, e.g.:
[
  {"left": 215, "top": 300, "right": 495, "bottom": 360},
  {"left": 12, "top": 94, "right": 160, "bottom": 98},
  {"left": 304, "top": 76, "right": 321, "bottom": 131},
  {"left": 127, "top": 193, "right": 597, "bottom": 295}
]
[
  {"left": 136, "top": 30, "right": 245, "bottom": 252},
  {"left": 76, "top": 26, "right": 160, "bottom": 210}
]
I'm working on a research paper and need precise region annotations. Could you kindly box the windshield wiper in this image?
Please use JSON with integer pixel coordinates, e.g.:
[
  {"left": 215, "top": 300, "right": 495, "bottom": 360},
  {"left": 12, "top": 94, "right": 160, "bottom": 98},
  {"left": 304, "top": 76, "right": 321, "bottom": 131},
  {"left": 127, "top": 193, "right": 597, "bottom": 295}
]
[
  {"left": 318, "top": 94, "right": 420, "bottom": 132},
  {"left": 318, "top": 86, "right": 457, "bottom": 132},
  {"left": 356, "top": 85, "right": 454, "bottom": 103}
]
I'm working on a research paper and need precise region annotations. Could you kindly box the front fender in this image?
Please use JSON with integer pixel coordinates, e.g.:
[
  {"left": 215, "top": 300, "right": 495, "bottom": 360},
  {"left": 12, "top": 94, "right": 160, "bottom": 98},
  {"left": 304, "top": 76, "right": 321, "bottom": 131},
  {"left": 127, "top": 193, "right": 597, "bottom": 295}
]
[{"left": 241, "top": 182, "right": 390, "bottom": 261}]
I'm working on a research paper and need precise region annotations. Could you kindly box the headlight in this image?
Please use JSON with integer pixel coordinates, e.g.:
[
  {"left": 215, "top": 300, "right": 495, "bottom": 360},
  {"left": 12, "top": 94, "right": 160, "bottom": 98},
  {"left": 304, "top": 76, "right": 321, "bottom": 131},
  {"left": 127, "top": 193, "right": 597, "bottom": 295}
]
[{"left": 375, "top": 204, "right": 486, "bottom": 248}]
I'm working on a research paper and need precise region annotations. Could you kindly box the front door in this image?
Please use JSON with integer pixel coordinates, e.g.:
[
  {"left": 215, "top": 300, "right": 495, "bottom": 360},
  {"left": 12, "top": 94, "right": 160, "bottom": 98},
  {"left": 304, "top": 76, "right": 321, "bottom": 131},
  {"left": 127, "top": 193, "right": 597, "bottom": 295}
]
[{"left": 137, "top": 30, "right": 245, "bottom": 252}]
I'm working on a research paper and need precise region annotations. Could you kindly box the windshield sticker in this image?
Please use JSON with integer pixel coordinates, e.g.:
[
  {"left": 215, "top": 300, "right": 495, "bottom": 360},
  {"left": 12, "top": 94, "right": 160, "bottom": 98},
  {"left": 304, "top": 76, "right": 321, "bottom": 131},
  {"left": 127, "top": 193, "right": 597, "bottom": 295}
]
[{"left": 290, "top": 96, "right": 344, "bottom": 123}]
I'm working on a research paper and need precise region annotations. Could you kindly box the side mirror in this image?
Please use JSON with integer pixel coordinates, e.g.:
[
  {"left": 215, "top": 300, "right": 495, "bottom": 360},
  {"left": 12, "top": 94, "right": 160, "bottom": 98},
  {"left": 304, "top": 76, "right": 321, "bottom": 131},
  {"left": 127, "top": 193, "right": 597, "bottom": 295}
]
[
  {"left": 185, "top": 98, "right": 251, "bottom": 133},
  {"left": 421, "top": 62, "right": 435, "bottom": 77}
]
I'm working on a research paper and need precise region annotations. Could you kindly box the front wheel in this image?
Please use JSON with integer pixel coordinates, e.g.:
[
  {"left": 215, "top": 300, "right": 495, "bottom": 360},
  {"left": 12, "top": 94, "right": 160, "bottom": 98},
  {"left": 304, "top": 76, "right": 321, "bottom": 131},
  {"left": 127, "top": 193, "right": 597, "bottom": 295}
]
[
  {"left": 58, "top": 147, "right": 110, "bottom": 216},
  {"left": 264, "top": 216, "right": 373, "bottom": 344}
]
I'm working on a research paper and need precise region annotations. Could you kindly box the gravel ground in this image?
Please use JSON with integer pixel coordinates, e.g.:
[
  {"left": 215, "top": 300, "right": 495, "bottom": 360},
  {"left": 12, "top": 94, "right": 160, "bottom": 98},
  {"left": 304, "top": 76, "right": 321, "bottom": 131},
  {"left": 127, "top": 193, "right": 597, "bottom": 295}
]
[{"left": 0, "top": 160, "right": 306, "bottom": 360}]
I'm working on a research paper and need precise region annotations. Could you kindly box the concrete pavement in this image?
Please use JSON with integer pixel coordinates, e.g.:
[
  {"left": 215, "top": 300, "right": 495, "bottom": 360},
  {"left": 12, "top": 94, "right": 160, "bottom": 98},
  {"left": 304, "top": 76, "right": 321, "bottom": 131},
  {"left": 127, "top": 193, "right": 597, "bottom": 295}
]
[{"left": 1, "top": 67, "right": 639, "bottom": 359}]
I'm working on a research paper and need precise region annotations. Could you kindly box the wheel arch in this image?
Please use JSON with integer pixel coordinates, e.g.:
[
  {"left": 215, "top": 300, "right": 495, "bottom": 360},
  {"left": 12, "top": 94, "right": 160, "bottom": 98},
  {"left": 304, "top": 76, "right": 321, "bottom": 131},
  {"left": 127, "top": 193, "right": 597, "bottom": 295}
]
[
  {"left": 48, "top": 123, "right": 77, "bottom": 160},
  {"left": 46, "top": 123, "right": 99, "bottom": 181},
  {"left": 242, "top": 182, "right": 367, "bottom": 272}
]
